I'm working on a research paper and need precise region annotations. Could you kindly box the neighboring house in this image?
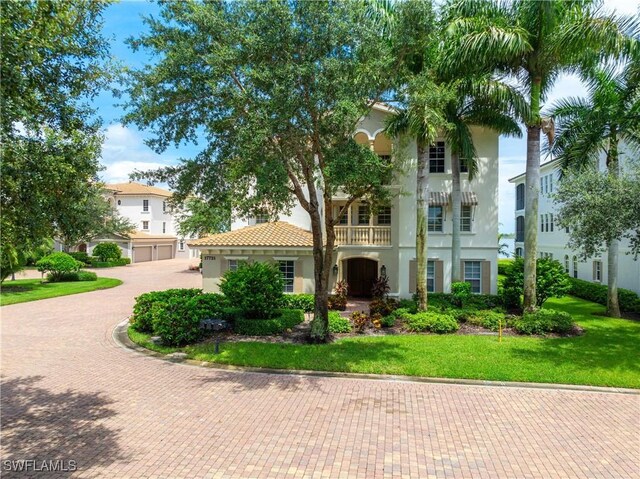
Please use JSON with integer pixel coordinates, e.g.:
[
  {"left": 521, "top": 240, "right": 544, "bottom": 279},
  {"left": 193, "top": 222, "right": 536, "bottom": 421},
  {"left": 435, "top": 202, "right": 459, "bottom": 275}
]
[
  {"left": 509, "top": 158, "right": 640, "bottom": 294},
  {"left": 57, "top": 182, "right": 198, "bottom": 263},
  {"left": 189, "top": 104, "right": 500, "bottom": 299}
]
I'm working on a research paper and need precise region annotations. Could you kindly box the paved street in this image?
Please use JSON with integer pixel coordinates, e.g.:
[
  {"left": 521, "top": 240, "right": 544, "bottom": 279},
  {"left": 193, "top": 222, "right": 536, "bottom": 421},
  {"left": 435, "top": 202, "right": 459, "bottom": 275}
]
[{"left": 1, "top": 259, "right": 638, "bottom": 478}]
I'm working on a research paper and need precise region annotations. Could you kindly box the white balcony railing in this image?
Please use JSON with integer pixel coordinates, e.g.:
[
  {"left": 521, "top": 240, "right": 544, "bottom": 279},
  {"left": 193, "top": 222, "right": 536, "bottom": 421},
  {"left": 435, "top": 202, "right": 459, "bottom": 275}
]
[{"left": 334, "top": 226, "right": 391, "bottom": 246}]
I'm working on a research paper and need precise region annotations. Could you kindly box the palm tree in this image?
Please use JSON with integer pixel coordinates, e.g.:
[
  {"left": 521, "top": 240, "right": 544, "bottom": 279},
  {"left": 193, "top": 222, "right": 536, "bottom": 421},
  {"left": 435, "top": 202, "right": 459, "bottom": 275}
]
[
  {"left": 385, "top": 79, "right": 448, "bottom": 311},
  {"left": 548, "top": 59, "right": 640, "bottom": 317},
  {"left": 441, "top": 78, "right": 524, "bottom": 282},
  {"left": 443, "top": 0, "right": 635, "bottom": 311}
]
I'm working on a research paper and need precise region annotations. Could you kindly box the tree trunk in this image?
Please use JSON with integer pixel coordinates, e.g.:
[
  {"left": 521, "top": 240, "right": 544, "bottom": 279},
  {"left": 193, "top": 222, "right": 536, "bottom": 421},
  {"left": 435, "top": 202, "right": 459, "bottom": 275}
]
[
  {"left": 415, "top": 143, "right": 429, "bottom": 311},
  {"left": 523, "top": 78, "right": 542, "bottom": 312},
  {"left": 451, "top": 152, "right": 462, "bottom": 283},
  {"left": 607, "top": 239, "right": 621, "bottom": 317},
  {"left": 606, "top": 136, "right": 621, "bottom": 317},
  {"left": 308, "top": 190, "right": 330, "bottom": 343}
]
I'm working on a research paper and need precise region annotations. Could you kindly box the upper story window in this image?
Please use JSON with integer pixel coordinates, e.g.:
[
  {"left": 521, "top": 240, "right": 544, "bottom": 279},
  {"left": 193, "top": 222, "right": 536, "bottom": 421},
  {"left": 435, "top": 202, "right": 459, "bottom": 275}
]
[
  {"left": 516, "top": 216, "right": 524, "bottom": 242},
  {"left": 428, "top": 141, "right": 445, "bottom": 173},
  {"left": 279, "top": 260, "right": 294, "bottom": 293},
  {"left": 464, "top": 261, "right": 481, "bottom": 294},
  {"left": 564, "top": 255, "right": 570, "bottom": 274},
  {"left": 162, "top": 201, "right": 166, "bottom": 212},
  {"left": 377, "top": 206, "right": 391, "bottom": 225},
  {"left": 255, "top": 214, "right": 269, "bottom": 224},
  {"left": 162, "top": 222, "right": 166, "bottom": 234},
  {"left": 573, "top": 256, "right": 578, "bottom": 278},
  {"left": 549, "top": 173, "right": 554, "bottom": 193},
  {"left": 334, "top": 207, "right": 348, "bottom": 225},
  {"left": 545, "top": 214, "right": 550, "bottom": 232},
  {"left": 428, "top": 206, "right": 443, "bottom": 232},
  {"left": 540, "top": 214, "right": 544, "bottom": 232},
  {"left": 179, "top": 240, "right": 185, "bottom": 251},
  {"left": 460, "top": 205, "right": 472, "bottom": 232},
  {"left": 357, "top": 204, "right": 370, "bottom": 225},
  {"left": 516, "top": 184, "right": 525, "bottom": 210},
  {"left": 550, "top": 214, "right": 554, "bottom": 232},
  {"left": 142, "top": 221, "right": 149, "bottom": 230},
  {"left": 143, "top": 199, "right": 149, "bottom": 212},
  {"left": 459, "top": 158, "right": 469, "bottom": 173},
  {"left": 515, "top": 247, "right": 523, "bottom": 257}
]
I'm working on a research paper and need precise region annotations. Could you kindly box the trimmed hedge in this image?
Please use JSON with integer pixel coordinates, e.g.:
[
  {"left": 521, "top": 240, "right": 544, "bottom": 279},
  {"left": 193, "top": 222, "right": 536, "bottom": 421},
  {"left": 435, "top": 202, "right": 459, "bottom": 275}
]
[
  {"left": 151, "top": 296, "right": 203, "bottom": 346},
  {"left": 280, "top": 294, "right": 314, "bottom": 312},
  {"left": 131, "top": 288, "right": 202, "bottom": 333},
  {"left": 468, "top": 310, "right": 506, "bottom": 331},
  {"left": 513, "top": 309, "right": 575, "bottom": 335},
  {"left": 328, "top": 311, "right": 352, "bottom": 333},
  {"left": 47, "top": 270, "right": 98, "bottom": 282},
  {"left": 234, "top": 309, "right": 305, "bottom": 335},
  {"left": 404, "top": 311, "right": 459, "bottom": 334},
  {"left": 90, "top": 257, "right": 131, "bottom": 268},
  {"left": 36, "top": 252, "right": 83, "bottom": 282},
  {"left": 568, "top": 277, "right": 640, "bottom": 313},
  {"left": 69, "top": 252, "right": 91, "bottom": 265}
]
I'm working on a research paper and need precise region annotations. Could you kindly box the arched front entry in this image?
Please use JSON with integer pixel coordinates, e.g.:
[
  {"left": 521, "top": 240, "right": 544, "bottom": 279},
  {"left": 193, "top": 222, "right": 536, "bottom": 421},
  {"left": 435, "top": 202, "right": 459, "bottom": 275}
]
[{"left": 345, "top": 258, "right": 378, "bottom": 298}]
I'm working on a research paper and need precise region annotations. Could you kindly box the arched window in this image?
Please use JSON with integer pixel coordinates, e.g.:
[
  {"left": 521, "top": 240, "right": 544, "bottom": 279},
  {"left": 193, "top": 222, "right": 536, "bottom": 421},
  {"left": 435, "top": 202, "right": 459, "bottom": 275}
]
[
  {"left": 572, "top": 256, "right": 578, "bottom": 278},
  {"left": 516, "top": 216, "right": 524, "bottom": 242},
  {"left": 564, "top": 255, "right": 569, "bottom": 274},
  {"left": 515, "top": 247, "right": 523, "bottom": 257}
]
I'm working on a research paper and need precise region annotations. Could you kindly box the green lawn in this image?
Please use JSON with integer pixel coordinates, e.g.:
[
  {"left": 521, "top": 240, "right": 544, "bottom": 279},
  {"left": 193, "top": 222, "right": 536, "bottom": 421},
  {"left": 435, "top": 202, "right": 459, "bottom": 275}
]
[
  {"left": 129, "top": 296, "right": 640, "bottom": 389},
  {"left": 1, "top": 278, "right": 122, "bottom": 306}
]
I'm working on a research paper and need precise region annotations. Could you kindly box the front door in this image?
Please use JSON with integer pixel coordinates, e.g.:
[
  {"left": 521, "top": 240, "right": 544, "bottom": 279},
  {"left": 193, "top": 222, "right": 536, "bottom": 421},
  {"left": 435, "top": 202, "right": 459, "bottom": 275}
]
[{"left": 346, "top": 258, "right": 377, "bottom": 298}]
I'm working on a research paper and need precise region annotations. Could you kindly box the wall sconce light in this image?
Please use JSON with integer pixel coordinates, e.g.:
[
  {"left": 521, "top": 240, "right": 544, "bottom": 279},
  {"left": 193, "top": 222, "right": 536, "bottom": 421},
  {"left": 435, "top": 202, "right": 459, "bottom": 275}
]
[
  {"left": 332, "top": 264, "right": 339, "bottom": 276},
  {"left": 381, "top": 265, "right": 387, "bottom": 277}
]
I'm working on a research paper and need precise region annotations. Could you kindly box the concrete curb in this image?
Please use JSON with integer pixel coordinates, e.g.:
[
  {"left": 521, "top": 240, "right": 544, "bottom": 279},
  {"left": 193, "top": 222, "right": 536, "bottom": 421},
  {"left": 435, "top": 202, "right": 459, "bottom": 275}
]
[{"left": 113, "top": 319, "right": 639, "bottom": 395}]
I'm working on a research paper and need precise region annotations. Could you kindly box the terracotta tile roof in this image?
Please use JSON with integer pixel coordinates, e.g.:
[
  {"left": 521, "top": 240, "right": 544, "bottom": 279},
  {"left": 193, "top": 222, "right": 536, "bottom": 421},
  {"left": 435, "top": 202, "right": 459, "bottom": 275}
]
[
  {"left": 105, "top": 182, "right": 172, "bottom": 198},
  {"left": 189, "top": 222, "right": 314, "bottom": 248}
]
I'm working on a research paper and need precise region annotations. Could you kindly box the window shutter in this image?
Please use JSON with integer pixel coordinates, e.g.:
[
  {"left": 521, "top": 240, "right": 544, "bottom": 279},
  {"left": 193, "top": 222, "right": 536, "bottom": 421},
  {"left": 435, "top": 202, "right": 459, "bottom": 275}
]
[
  {"left": 592, "top": 261, "right": 597, "bottom": 281},
  {"left": 482, "top": 261, "right": 491, "bottom": 294},
  {"left": 409, "top": 260, "right": 416, "bottom": 294},
  {"left": 294, "top": 260, "right": 304, "bottom": 293},
  {"left": 435, "top": 260, "right": 444, "bottom": 293}
]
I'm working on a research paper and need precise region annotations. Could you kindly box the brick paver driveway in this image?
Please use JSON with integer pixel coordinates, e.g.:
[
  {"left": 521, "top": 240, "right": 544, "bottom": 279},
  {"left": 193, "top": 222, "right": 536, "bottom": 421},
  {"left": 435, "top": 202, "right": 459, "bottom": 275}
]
[{"left": 1, "top": 259, "right": 638, "bottom": 478}]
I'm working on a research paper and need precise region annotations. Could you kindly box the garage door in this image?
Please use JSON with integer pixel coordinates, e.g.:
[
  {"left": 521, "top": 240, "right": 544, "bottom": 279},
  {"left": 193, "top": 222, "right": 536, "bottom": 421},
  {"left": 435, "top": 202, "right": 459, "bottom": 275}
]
[
  {"left": 134, "top": 246, "right": 152, "bottom": 263},
  {"left": 157, "top": 245, "right": 173, "bottom": 260}
]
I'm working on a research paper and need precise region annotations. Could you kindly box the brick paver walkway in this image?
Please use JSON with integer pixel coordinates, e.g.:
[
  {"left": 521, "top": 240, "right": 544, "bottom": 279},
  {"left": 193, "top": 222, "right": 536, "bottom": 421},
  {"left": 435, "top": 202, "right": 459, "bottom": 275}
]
[{"left": 1, "top": 259, "right": 638, "bottom": 478}]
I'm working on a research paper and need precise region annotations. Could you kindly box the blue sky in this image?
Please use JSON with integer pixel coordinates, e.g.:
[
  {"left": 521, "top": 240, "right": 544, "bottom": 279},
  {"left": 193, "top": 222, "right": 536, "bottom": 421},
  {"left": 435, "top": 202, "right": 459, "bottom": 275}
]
[{"left": 95, "top": 0, "right": 639, "bottom": 235}]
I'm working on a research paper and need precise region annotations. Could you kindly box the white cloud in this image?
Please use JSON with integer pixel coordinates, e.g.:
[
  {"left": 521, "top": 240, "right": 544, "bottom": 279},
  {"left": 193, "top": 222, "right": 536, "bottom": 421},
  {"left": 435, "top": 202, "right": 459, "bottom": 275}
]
[{"left": 99, "top": 123, "right": 178, "bottom": 183}]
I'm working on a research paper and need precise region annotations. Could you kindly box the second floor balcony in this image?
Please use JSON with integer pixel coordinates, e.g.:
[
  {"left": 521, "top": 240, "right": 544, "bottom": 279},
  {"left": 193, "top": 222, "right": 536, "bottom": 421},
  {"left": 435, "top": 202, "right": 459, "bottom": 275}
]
[
  {"left": 335, "top": 225, "right": 391, "bottom": 246},
  {"left": 333, "top": 202, "right": 392, "bottom": 246}
]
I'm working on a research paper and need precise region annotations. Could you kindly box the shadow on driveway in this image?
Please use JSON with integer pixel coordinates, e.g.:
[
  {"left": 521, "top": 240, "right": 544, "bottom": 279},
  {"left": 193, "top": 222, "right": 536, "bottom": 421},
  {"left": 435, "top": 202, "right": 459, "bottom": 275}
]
[{"left": 1, "top": 376, "right": 126, "bottom": 478}]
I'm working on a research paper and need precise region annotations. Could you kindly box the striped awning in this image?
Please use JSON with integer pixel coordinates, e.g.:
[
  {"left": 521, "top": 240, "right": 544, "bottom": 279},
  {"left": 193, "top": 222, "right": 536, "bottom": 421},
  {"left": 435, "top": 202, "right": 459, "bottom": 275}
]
[
  {"left": 461, "top": 191, "right": 478, "bottom": 206},
  {"left": 429, "top": 192, "right": 450, "bottom": 206}
]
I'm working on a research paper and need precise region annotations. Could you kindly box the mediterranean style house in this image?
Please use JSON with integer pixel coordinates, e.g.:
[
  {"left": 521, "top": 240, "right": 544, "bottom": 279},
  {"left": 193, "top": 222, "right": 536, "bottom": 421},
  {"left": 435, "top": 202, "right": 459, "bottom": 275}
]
[
  {"left": 509, "top": 158, "right": 640, "bottom": 294},
  {"left": 189, "top": 104, "right": 500, "bottom": 298},
  {"left": 56, "top": 182, "right": 198, "bottom": 263}
]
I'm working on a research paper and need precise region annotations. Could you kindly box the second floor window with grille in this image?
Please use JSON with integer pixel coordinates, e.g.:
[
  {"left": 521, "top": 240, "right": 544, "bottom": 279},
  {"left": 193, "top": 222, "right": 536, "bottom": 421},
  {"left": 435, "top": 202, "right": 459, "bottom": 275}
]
[
  {"left": 358, "top": 204, "right": 370, "bottom": 225},
  {"left": 460, "top": 205, "right": 472, "bottom": 232},
  {"left": 335, "top": 207, "right": 348, "bottom": 225},
  {"left": 255, "top": 214, "right": 269, "bottom": 224},
  {"left": 428, "top": 206, "right": 443, "bottom": 232},
  {"left": 377, "top": 206, "right": 391, "bottom": 225},
  {"left": 428, "top": 141, "right": 445, "bottom": 173},
  {"left": 142, "top": 221, "right": 149, "bottom": 230},
  {"left": 143, "top": 199, "right": 149, "bottom": 212}
]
